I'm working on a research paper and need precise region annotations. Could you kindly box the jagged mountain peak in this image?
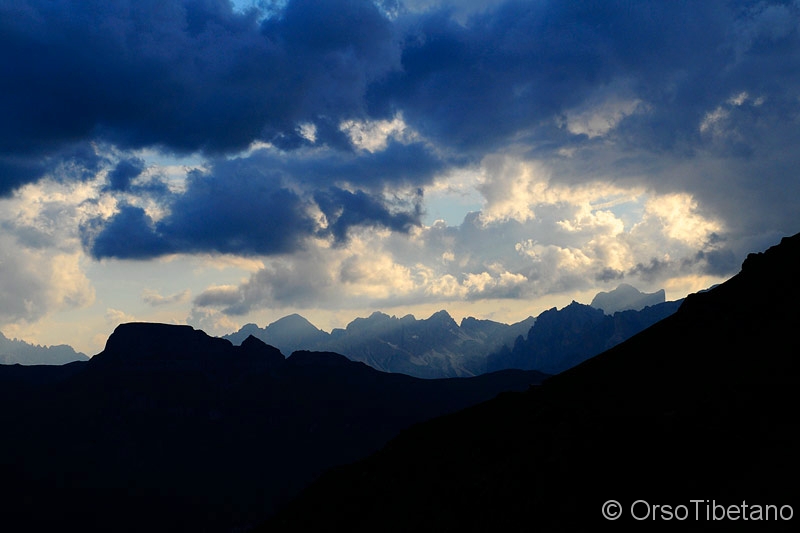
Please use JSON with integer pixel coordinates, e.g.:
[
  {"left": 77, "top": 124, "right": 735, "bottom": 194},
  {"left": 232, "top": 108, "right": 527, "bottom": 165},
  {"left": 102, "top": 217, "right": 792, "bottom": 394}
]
[
  {"left": 1, "top": 330, "right": 88, "bottom": 365},
  {"left": 345, "top": 311, "right": 396, "bottom": 333},
  {"left": 266, "top": 313, "right": 317, "bottom": 330},
  {"left": 425, "top": 309, "right": 456, "bottom": 324}
]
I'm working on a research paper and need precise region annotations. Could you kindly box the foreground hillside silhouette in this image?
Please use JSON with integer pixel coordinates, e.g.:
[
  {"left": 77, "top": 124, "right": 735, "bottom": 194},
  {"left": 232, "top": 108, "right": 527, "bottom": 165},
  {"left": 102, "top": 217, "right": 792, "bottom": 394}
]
[
  {"left": 0, "top": 326, "right": 544, "bottom": 532},
  {"left": 261, "top": 233, "right": 800, "bottom": 532}
]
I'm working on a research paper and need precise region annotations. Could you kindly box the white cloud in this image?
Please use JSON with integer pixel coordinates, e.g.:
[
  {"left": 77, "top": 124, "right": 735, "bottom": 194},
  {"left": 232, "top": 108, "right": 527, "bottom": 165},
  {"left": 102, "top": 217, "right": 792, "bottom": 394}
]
[
  {"left": 339, "top": 113, "right": 416, "bottom": 152},
  {"left": 633, "top": 193, "right": 723, "bottom": 249},
  {"left": 49, "top": 253, "right": 95, "bottom": 309},
  {"left": 105, "top": 308, "right": 136, "bottom": 326}
]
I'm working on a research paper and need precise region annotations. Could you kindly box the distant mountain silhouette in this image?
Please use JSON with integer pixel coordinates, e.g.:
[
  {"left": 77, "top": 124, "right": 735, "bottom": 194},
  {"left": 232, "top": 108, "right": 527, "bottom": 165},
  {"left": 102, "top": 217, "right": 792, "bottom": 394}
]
[
  {"left": 487, "top": 299, "right": 682, "bottom": 374},
  {"left": 0, "top": 322, "right": 545, "bottom": 532},
  {"left": 225, "top": 310, "right": 536, "bottom": 378},
  {"left": 223, "top": 313, "right": 330, "bottom": 355},
  {"left": 0, "top": 331, "right": 87, "bottom": 365},
  {"left": 260, "top": 233, "right": 800, "bottom": 532},
  {"left": 590, "top": 282, "right": 666, "bottom": 313}
]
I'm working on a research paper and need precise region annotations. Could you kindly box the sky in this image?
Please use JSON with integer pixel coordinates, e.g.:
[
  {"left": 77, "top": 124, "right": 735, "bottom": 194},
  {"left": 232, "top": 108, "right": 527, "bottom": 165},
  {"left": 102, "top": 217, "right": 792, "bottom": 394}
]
[{"left": 1, "top": 0, "right": 799, "bottom": 355}]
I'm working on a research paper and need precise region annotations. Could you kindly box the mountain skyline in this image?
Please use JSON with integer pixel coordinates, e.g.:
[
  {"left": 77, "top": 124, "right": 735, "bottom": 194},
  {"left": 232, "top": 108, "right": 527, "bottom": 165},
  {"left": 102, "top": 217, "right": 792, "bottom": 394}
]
[
  {"left": 0, "top": 282, "right": 667, "bottom": 368},
  {"left": 4, "top": 0, "right": 798, "bottom": 355},
  {"left": 221, "top": 283, "right": 682, "bottom": 378},
  {"left": 0, "top": 331, "right": 88, "bottom": 365}
]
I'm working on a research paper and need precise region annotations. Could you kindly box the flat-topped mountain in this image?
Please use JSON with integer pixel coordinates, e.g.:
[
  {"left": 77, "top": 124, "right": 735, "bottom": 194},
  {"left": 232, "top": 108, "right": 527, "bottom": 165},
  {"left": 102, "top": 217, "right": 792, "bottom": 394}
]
[
  {"left": 0, "top": 322, "right": 545, "bottom": 533},
  {"left": 260, "top": 233, "right": 800, "bottom": 532},
  {"left": 90, "top": 322, "right": 284, "bottom": 371},
  {"left": 590, "top": 283, "right": 666, "bottom": 313}
]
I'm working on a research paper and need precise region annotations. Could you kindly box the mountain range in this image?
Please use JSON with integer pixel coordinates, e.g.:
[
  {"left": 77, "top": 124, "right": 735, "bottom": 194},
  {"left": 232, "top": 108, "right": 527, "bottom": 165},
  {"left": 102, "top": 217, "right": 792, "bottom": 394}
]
[
  {"left": 259, "top": 233, "right": 800, "bottom": 531},
  {"left": 0, "top": 323, "right": 545, "bottom": 532},
  {"left": 0, "top": 331, "right": 88, "bottom": 365},
  {"left": 224, "top": 283, "right": 679, "bottom": 378},
  {"left": 224, "top": 311, "right": 537, "bottom": 378}
]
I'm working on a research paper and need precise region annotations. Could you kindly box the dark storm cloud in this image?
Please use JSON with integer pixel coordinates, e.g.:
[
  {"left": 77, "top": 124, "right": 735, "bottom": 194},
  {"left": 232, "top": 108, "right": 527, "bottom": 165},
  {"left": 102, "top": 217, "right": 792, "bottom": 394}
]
[
  {"left": 0, "top": 0, "right": 399, "bottom": 193},
  {"left": 315, "top": 186, "right": 422, "bottom": 243},
  {"left": 82, "top": 145, "right": 434, "bottom": 259},
  {"left": 105, "top": 158, "right": 146, "bottom": 192},
  {"left": 595, "top": 268, "right": 624, "bottom": 283},
  {"left": 83, "top": 167, "right": 316, "bottom": 259},
  {"left": 4, "top": 0, "right": 800, "bottom": 253},
  {"left": 3, "top": 0, "right": 797, "bottom": 166},
  {"left": 286, "top": 140, "right": 449, "bottom": 190},
  {"left": 368, "top": 1, "right": 730, "bottom": 152}
]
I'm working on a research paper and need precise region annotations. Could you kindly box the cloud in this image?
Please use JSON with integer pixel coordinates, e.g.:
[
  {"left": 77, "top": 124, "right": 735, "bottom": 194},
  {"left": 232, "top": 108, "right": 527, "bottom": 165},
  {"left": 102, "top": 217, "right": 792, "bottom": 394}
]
[
  {"left": 2, "top": 1, "right": 799, "bottom": 245},
  {"left": 0, "top": 234, "right": 95, "bottom": 324},
  {"left": 105, "top": 308, "right": 136, "bottom": 327},
  {"left": 192, "top": 154, "right": 738, "bottom": 316},
  {"left": 315, "top": 187, "right": 422, "bottom": 243},
  {"left": 1, "top": 0, "right": 400, "bottom": 193},
  {"left": 81, "top": 140, "right": 444, "bottom": 259},
  {"left": 0, "top": 178, "right": 98, "bottom": 325},
  {"left": 142, "top": 288, "right": 191, "bottom": 306},
  {"left": 104, "top": 157, "right": 146, "bottom": 192}
]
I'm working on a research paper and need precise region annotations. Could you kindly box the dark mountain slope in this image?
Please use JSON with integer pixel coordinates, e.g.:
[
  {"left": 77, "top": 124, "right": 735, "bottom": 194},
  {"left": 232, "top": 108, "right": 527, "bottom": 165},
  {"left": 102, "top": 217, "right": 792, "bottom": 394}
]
[
  {"left": 261, "top": 233, "right": 800, "bottom": 532},
  {"left": 487, "top": 299, "right": 682, "bottom": 374},
  {"left": 0, "top": 324, "right": 545, "bottom": 533}
]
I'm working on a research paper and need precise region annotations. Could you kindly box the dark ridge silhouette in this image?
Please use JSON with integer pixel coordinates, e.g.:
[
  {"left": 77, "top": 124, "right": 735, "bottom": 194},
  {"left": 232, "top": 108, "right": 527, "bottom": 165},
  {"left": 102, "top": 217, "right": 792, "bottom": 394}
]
[
  {"left": 259, "top": 233, "right": 800, "bottom": 532},
  {"left": 0, "top": 322, "right": 545, "bottom": 533}
]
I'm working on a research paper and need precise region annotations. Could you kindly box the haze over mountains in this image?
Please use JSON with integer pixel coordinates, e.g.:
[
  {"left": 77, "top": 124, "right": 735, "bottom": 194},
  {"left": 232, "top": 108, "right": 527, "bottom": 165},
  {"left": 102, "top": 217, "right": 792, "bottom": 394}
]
[
  {"left": 261, "top": 233, "right": 800, "bottom": 532},
  {"left": 225, "top": 311, "right": 536, "bottom": 378},
  {"left": 0, "top": 331, "right": 88, "bottom": 365},
  {"left": 1, "top": 283, "right": 674, "bottom": 375},
  {"left": 224, "top": 284, "right": 679, "bottom": 378}
]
